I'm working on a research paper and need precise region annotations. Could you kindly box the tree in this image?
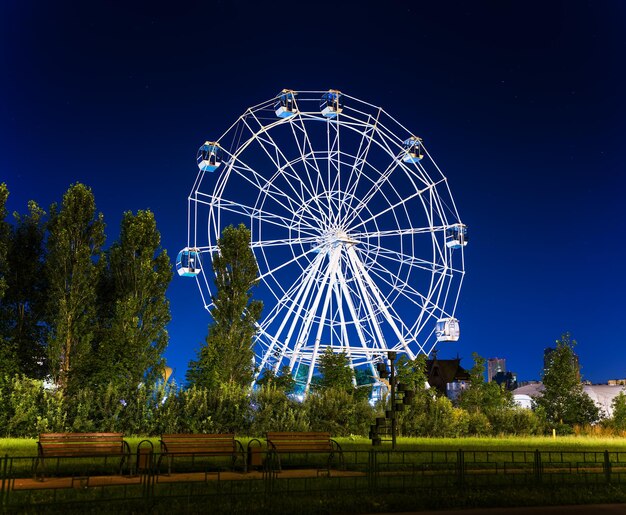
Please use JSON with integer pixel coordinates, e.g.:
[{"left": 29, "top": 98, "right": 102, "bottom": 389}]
[
  {"left": 611, "top": 391, "right": 626, "bottom": 431},
  {"left": 4, "top": 201, "right": 47, "bottom": 378},
  {"left": 45, "top": 183, "right": 105, "bottom": 394},
  {"left": 186, "top": 224, "right": 263, "bottom": 389},
  {"left": 0, "top": 183, "right": 9, "bottom": 301},
  {"left": 535, "top": 332, "right": 600, "bottom": 428},
  {"left": 395, "top": 354, "right": 429, "bottom": 393},
  {"left": 95, "top": 210, "right": 172, "bottom": 389},
  {"left": 256, "top": 365, "right": 296, "bottom": 393},
  {"left": 458, "top": 353, "right": 513, "bottom": 415},
  {"left": 314, "top": 348, "right": 355, "bottom": 393},
  {"left": 0, "top": 183, "right": 18, "bottom": 376}
]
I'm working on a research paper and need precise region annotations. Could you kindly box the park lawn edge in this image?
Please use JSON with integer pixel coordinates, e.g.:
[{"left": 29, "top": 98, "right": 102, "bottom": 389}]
[{"left": 4, "top": 435, "right": 626, "bottom": 457}]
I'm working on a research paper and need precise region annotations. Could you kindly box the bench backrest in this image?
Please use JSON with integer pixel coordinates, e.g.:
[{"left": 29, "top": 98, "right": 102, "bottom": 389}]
[
  {"left": 38, "top": 433, "right": 126, "bottom": 456},
  {"left": 267, "top": 432, "right": 334, "bottom": 452},
  {"left": 160, "top": 434, "right": 237, "bottom": 454}
]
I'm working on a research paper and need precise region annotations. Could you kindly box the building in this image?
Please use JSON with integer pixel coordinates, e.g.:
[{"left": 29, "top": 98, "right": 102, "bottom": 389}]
[
  {"left": 487, "top": 357, "right": 506, "bottom": 383},
  {"left": 426, "top": 355, "right": 471, "bottom": 400},
  {"left": 512, "top": 383, "right": 626, "bottom": 418}
]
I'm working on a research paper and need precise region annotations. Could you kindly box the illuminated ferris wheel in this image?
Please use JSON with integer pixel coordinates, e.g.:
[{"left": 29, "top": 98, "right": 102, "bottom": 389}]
[{"left": 178, "top": 89, "right": 467, "bottom": 392}]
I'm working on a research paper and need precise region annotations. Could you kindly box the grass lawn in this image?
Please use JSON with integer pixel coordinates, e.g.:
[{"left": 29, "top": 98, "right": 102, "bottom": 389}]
[{"left": 4, "top": 435, "right": 626, "bottom": 457}]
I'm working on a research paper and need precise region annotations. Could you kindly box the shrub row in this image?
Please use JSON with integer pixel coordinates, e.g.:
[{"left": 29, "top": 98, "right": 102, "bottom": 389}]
[{"left": 0, "top": 375, "right": 548, "bottom": 438}]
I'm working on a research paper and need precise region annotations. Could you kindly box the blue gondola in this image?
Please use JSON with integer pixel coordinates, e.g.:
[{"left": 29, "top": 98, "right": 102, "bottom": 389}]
[
  {"left": 320, "top": 89, "right": 344, "bottom": 118},
  {"left": 402, "top": 136, "right": 424, "bottom": 163},
  {"left": 197, "top": 142, "right": 222, "bottom": 172},
  {"left": 176, "top": 248, "right": 201, "bottom": 277},
  {"left": 274, "top": 89, "right": 298, "bottom": 118},
  {"left": 445, "top": 224, "right": 468, "bottom": 249},
  {"left": 436, "top": 317, "right": 460, "bottom": 342}
]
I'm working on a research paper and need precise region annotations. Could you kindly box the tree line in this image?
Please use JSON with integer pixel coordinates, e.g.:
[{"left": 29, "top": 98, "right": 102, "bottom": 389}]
[
  {"left": 1, "top": 182, "right": 622, "bottom": 439},
  {"left": 0, "top": 182, "right": 171, "bottom": 398}
]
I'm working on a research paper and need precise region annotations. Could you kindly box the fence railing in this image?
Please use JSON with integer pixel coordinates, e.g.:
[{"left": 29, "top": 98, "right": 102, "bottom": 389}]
[{"left": 2, "top": 449, "right": 626, "bottom": 511}]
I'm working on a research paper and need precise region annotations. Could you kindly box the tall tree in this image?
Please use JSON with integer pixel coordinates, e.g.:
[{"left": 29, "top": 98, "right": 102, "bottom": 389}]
[
  {"left": 45, "top": 183, "right": 105, "bottom": 394},
  {"left": 535, "top": 332, "right": 600, "bottom": 427},
  {"left": 0, "top": 183, "right": 17, "bottom": 376},
  {"left": 4, "top": 201, "right": 47, "bottom": 378},
  {"left": 186, "top": 224, "right": 263, "bottom": 389},
  {"left": 96, "top": 210, "right": 172, "bottom": 388}
]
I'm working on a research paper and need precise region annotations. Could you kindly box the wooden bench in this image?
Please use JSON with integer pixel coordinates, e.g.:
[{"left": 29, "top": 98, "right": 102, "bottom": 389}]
[
  {"left": 158, "top": 434, "right": 246, "bottom": 475},
  {"left": 265, "top": 431, "right": 344, "bottom": 472},
  {"left": 36, "top": 433, "right": 131, "bottom": 479}
]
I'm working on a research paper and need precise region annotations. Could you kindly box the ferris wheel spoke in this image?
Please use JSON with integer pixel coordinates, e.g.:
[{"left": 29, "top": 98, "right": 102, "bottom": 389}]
[
  {"left": 366, "top": 259, "right": 450, "bottom": 327},
  {"left": 342, "top": 158, "right": 404, "bottom": 228},
  {"left": 289, "top": 114, "right": 330, "bottom": 208},
  {"left": 256, "top": 244, "right": 322, "bottom": 284},
  {"left": 335, "top": 265, "right": 380, "bottom": 368},
  {"left": 348, "top": 181, "right": 442, "bottom": 233},
  {"left": 353, "top": 225, "right": 446, "bottom": 240},
  {"left": 250, "top": 234, "right": 320, "bottom": 249},
  {"left": 342, "top": 112, "right": 381, "bottom": 213},
  {"left": 225, "top": 156, "right": 325, "bottom": 228},
  {"left": 360, "top": 244, "right": 450, "bottom": 275},
  {"left": 255, "top": 252, "right": 325, "bottom": 375},
  {"left": 242, "top": 112, "right": 332, "bottom": 226},
  {"left": 198, "top": 193, "right": 320, "bottom": 237},
  {"left": 346, "top": 245, "right": 414, "bottom": 357},
  {"left": 304, "top": 247, "right": 343, "bottom": 391},
  {"left": 289, "top": 248, "right": 341, "bottom": 375}
]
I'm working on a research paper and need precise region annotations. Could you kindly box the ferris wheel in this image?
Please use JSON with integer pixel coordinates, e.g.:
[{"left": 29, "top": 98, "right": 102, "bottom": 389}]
[{"left": 178, "top": 89, "right": 467, "bottom": 393}]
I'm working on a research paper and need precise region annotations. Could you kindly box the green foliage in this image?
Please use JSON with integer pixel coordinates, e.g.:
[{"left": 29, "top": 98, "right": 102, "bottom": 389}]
[
  {"left": 256, "top": 366, "right": 296, "bottom": 394},
  {"left": 45, "top": 183, "right": 105, "bottom": 394},
  {"left": 395, "top": 354, "right": 428, "bottom": 392},
  {"left": 611, "top": 392, "right": 626, "bottom": 431},
  {"left": 304, "top": 388, "right": 374, "bottom": 436},
  {"left": 250, "top": 385, "right": 309, "bottom": 434},
  {"left": 0, "top": 183, "right": 9, "bottom": 300},
  {"left": 178, "top": 382, "right": 251, "bottom": 434},
  {"left": 3, "top": 201, "right": 47, "bottom": 378},
  {"left": 314, "top": 348, "right": 355, "bottom": 393},
  {"left": 0, "top": 183, "right": 18, "bottom": 377},
  {"left": 187, "top": 224, "right": 263, "bottom": 390},
  {"left": 535, "top": 332, "right": 600, "bottom": 428},
  {"left": 95, "top": 210, "right": 172, "bottom": 390},
  {"left": 458, "top": 353, "right": 514, "bottom": 415}
]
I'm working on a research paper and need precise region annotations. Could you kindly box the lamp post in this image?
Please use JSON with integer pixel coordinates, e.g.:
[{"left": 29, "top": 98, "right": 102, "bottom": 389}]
[
  {"left": 369, "top": 351, "right": 414, "bottom": 450},
  {"left": 388, "top": 351, "right": 397, "bottom": 449}
]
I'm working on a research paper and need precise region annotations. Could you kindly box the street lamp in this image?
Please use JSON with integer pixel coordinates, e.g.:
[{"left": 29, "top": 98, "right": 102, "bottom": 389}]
[{"left": 369, "top": 351, "right": 414, "bottom": 450}]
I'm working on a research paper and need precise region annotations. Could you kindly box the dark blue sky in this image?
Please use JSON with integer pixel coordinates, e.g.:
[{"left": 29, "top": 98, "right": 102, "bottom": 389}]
[{"left": 2, "top": 1, "right": 625, "bottom": 384}]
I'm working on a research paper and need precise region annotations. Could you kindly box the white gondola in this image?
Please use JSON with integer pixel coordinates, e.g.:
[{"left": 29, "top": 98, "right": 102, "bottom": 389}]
[
  {"left": 274, "top": 89, "right": 298, "bottom": 118},
  {"left": 445, "top": 223, "right": 468, "bottom": 249},
  {"left": 436, "top": 317, "right": 460, "bottom": 342},
  {"left": 320, "top": 89, "right": 344, "bottom": 118},
  {"left": 197, "top": 142, "right": 222, "bottom": 172},
  {"left": 176, "top": 248, "right": 201, "bottom": 277},
  {"left": 402, "top": 136, "right": 424, "bottom": 163}
]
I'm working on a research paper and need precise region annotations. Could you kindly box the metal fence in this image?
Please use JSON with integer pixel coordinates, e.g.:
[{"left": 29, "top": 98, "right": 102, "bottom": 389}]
[{"left": 2, "top": 449, "right": 626, "bottom": 512}]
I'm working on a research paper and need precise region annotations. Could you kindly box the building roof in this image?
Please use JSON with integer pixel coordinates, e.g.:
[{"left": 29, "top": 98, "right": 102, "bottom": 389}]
[
  {"left": 426, "top": 357, "right": 470, "bottom": 393},
  {"left": 511, "top": 383, "right": 626, "bottom": 417}
]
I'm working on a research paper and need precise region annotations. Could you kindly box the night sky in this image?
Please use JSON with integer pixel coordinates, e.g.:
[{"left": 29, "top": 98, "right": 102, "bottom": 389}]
[{"left": 2, "top": 1, "right": 625, "bottom": 384}]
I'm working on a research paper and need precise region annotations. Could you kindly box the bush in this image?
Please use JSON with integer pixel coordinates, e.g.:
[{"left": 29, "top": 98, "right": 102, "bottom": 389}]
[
  {"left": 249, "top": 386, "right": 309, "bottom": 435},
  {"left": 304, "top": 388, "right": 374, "bottom": 436}
]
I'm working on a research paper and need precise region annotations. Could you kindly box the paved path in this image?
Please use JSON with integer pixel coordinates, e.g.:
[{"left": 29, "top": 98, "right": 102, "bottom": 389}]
[{"left": 382, "top": 504, "right": 626, "bottom": 514}]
